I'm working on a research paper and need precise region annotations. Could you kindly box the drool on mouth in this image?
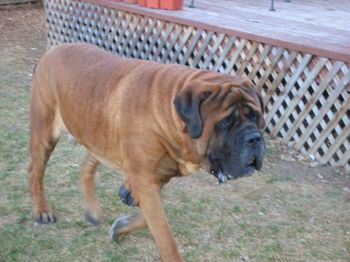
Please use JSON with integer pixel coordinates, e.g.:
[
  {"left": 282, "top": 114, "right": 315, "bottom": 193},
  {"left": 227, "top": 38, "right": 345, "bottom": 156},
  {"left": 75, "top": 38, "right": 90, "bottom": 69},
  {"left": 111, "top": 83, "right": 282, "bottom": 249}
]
[{"left": 209, "top": 156, "right": 259, "bottom": 184}]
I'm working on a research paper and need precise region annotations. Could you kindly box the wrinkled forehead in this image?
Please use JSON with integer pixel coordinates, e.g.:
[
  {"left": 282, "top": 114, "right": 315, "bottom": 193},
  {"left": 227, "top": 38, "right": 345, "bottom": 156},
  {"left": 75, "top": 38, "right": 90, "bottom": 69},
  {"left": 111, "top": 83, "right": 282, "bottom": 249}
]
[
  {"left": 237, "top": 86, "right": 264, "bottom": 113},
  {"left": 202, "top": 85, "right": 263, "bottom": 118}
]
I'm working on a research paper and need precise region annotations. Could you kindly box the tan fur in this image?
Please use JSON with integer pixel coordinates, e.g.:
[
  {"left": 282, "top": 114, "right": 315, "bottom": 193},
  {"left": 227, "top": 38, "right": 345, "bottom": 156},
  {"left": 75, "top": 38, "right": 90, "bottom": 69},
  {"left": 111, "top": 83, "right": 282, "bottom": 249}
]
[{"left": 29, "top": 43, "right": 264, "bottom": 262}]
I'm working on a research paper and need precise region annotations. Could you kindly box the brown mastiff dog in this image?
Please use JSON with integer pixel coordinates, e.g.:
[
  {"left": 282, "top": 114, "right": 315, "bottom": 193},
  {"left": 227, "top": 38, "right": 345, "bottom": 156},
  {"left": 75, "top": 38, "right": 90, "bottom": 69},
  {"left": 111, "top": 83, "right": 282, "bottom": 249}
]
[{"left": 29, "top": 43, "right": 265, "bottom": 261}]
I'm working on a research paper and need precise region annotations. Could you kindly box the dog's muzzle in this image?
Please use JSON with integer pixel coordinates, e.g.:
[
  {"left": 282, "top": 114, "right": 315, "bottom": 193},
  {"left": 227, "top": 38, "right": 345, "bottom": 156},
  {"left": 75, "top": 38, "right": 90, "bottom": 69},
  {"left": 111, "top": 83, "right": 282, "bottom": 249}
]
[{"left": 209, "top": 127, "right": 265, "bottom": 184}]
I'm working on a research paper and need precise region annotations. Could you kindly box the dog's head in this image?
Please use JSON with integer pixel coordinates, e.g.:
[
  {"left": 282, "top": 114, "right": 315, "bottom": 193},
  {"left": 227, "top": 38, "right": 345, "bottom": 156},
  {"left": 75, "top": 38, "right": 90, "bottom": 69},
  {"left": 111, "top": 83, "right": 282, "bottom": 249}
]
[{"left": 174, "top": 75, "right": 265, "bottom": 183}]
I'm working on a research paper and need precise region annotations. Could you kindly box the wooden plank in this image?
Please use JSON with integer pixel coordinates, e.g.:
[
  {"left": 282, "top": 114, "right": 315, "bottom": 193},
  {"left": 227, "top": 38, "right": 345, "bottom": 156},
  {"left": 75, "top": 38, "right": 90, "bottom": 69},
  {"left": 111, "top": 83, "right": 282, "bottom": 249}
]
[
  {"left": 106, "top": 11, "right": 124, "bottom": 50},
  {"left": 126, "top": 15, "right": 148, "bottom": 58},
  {"left": 265, "top": 53, "right": 313, "bottom": 128},
  {"left": 237, "top": 41, "right": 258, "bottom": 76},
  {"left": 282, "top": 61, "right": 345, "bottom": 143},
  {"left": 123, "top": 16, "right": 157, "bottom": 59},
  {"left": 295, "top": 72, "right": 350, "bottom": 151},
  {"left": 191, "top": 31, "right": 215, "bottom": 68},
  {"left": 213, "top": 36, "right": 236, "bottom": 72},
  {"left": 201, "top": 33, "right": 225, "bottom": 69},
  {"left": 255, "top": 47, "right": 284, "bottom": 92},
  {"left": 338, "top": 141, "right": 350, "bottom": 167},
  {"left": 101, "top": 11, "right": 121, "bottom": 51},
  {"left": 248, "top": 44, "right": 272, "bottom": 80},
  {"left": 170, "top": 28, "right": 192, "bottom": 64},
  {"left": 318, "top": 96, "right": 350, "bottom": 164},
  {"left": 224, "top": 39, "right": 247, "bottom": 74},
  {"left": 273, "top": 57, "right": 328, "bottom": 137},
  {"left": 311, "top": 94, "right": 350, "bottom": 163},
  {"left": 152, "top": 23, "right": 176, "bottom": 61},
  {"left": 262, "top": 51, "right": 298, "bottom": 107},
  {"left": 143, "top": 20, "right": 164, "bottom": 59},
  {"left": 160, "top": 24, "right": 182, "bottom": 63},
  {"left": 180, "top": 28, "right": 203, "bottom": 67}
]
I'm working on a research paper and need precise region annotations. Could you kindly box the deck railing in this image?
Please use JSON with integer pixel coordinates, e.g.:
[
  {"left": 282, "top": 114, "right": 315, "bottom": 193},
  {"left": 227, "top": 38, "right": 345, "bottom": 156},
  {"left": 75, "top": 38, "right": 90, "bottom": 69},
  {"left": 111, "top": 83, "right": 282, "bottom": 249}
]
[{"left": 45, "top": 0, "right": 350, "bottom": 173}]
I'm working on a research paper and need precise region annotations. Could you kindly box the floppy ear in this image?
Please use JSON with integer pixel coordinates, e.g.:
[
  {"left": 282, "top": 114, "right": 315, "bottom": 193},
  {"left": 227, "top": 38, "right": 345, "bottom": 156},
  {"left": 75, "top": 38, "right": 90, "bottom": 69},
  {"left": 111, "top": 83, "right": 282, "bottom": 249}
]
[
  {"left": 240, "top": 79, "right": 264, "bottom": 113},
  {"left": 257, "top": 91, "right": 264, "bottom": 113},
  {"left": 241, "top": 79, "right": 266, "bottom": 129},
  {"left": 256, "top": 91, "right": 266, "bottom": 129},
  {"left": 174, "top": 88, "right": 211, "bottom": 139}
]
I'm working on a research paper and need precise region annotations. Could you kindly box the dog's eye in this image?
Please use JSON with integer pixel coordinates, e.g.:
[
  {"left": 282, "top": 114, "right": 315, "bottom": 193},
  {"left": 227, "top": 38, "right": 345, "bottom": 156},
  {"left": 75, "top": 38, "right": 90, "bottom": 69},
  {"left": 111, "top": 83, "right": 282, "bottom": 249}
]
[
  {"left": 217, "top": 116, "right": 233, "bottom": 130},
  {"left": 248, "top": 111, "right": 258, "bottom": 123}
]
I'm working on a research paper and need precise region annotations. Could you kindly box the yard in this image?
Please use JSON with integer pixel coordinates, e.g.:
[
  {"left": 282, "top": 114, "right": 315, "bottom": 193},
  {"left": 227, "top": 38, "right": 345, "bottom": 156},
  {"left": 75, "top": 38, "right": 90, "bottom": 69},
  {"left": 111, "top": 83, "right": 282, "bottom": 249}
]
[{"left": 0, "top": 3, "right": 349, "bottom": 261}]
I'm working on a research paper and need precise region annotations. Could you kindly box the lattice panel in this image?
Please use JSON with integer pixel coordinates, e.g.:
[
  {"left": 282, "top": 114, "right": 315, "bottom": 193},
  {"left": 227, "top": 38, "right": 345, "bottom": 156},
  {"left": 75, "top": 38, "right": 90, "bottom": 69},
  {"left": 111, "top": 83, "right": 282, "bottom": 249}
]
[{"left": 45, "top": 0, "right": 350, "bottom": 173}]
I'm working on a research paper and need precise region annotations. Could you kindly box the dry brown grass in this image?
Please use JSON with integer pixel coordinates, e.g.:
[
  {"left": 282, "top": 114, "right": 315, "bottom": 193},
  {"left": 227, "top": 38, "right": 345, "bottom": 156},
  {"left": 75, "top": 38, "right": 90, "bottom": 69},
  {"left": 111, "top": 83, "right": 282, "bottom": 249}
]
[{"left": 0, "top": 4, "right": 350, "bottom": 262}]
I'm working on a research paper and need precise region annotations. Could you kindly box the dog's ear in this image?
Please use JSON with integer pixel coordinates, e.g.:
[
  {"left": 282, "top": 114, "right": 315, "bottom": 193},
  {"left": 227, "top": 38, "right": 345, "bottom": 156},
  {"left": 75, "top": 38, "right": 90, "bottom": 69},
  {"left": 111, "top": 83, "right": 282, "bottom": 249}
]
[
  {"left": 174, "top": 87, "right": 212, "bottom": 139},
  {"left": 240, "top": 79, "right": 265, "bottom": 129},
  {"left": 249, "top": 86, "right": 265, "bottom": 129},
  {"left": 256, "top": 91, "right": 264, "bottom": 114},
  {"left": 256, "top": 91, "right": 265, "bottom": 129}
]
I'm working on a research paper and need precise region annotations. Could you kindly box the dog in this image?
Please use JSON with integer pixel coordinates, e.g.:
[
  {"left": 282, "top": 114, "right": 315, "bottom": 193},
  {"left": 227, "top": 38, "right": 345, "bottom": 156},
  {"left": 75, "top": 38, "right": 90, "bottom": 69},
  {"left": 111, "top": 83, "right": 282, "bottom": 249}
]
[{"left": 28, "top": 43, "right": 265, "bottom": 261}]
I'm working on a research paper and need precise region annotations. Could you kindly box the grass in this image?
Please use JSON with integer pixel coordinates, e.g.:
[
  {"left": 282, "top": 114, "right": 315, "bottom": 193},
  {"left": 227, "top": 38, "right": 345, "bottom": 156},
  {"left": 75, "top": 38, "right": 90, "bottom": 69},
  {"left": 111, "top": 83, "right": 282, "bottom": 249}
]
[{"left": 1, "top": 7, "right": 350, "bottom": 261}]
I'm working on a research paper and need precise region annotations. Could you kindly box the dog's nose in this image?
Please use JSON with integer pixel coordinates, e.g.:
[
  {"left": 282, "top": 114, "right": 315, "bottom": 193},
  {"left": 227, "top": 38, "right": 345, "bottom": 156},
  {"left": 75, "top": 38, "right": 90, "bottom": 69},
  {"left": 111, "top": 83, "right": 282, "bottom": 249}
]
[{"left": 244, "top": 132, "right": 262, "bottom": 147}]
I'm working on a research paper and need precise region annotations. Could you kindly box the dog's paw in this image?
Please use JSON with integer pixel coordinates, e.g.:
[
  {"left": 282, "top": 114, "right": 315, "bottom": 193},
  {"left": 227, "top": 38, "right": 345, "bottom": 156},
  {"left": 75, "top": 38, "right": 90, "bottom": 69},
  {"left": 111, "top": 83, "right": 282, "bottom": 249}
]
[
  {"left": 109, "top": 215, "right": 131, "bottom": 242},
  {"left": 118, "top": 185, "right": 136, "bottom": 206},
  {"left": 33, "top": 211, "right": 57, "bottom": 224},
  {"left": 85, "top": 211, "right": 100, "bottom": 226}
]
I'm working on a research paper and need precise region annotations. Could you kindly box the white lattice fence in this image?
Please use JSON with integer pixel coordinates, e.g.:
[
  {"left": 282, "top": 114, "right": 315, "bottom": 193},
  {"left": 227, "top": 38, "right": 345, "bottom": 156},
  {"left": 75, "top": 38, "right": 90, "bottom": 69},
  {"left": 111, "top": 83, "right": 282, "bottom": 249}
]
[{"left": 45, "top": 0, "right": 350, "bottom": 172}]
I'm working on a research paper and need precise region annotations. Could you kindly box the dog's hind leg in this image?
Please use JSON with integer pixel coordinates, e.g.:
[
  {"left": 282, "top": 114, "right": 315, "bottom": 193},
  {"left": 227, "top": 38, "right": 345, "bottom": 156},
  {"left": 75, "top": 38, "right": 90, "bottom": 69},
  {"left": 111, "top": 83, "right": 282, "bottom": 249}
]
[
  {"left": 109, "top": 212, "right": 147, "bottom": 241},
  {"left": 29, "top": 138, "right": 59, "bottom": 224},
  {"left": 28, "top": 88, "right": 62, "bottom": 224},
  {"left": 80, "top": 154, "right": 101, "bottom": 225}
]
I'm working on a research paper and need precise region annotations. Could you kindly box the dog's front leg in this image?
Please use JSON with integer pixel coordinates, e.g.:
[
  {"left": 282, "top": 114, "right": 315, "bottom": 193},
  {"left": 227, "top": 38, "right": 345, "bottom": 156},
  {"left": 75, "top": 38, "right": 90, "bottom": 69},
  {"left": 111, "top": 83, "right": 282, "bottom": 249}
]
[{"left": 134, "top": 177, "right": 183, "bottom": 262}]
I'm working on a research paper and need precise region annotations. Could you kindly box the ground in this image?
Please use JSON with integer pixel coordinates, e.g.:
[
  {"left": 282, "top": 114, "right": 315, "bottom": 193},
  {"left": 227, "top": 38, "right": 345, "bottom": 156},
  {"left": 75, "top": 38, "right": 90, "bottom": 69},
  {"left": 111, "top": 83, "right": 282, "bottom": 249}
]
[{"left": 0, "top": 4, "right": 349, "bottom": 262}]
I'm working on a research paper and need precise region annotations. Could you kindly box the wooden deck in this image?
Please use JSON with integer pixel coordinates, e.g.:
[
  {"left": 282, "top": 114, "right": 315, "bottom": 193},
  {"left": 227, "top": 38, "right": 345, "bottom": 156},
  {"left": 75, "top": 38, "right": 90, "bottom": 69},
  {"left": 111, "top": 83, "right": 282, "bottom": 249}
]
[{"left": 94, "top": 0, "right": 350, "bottom": 63}]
